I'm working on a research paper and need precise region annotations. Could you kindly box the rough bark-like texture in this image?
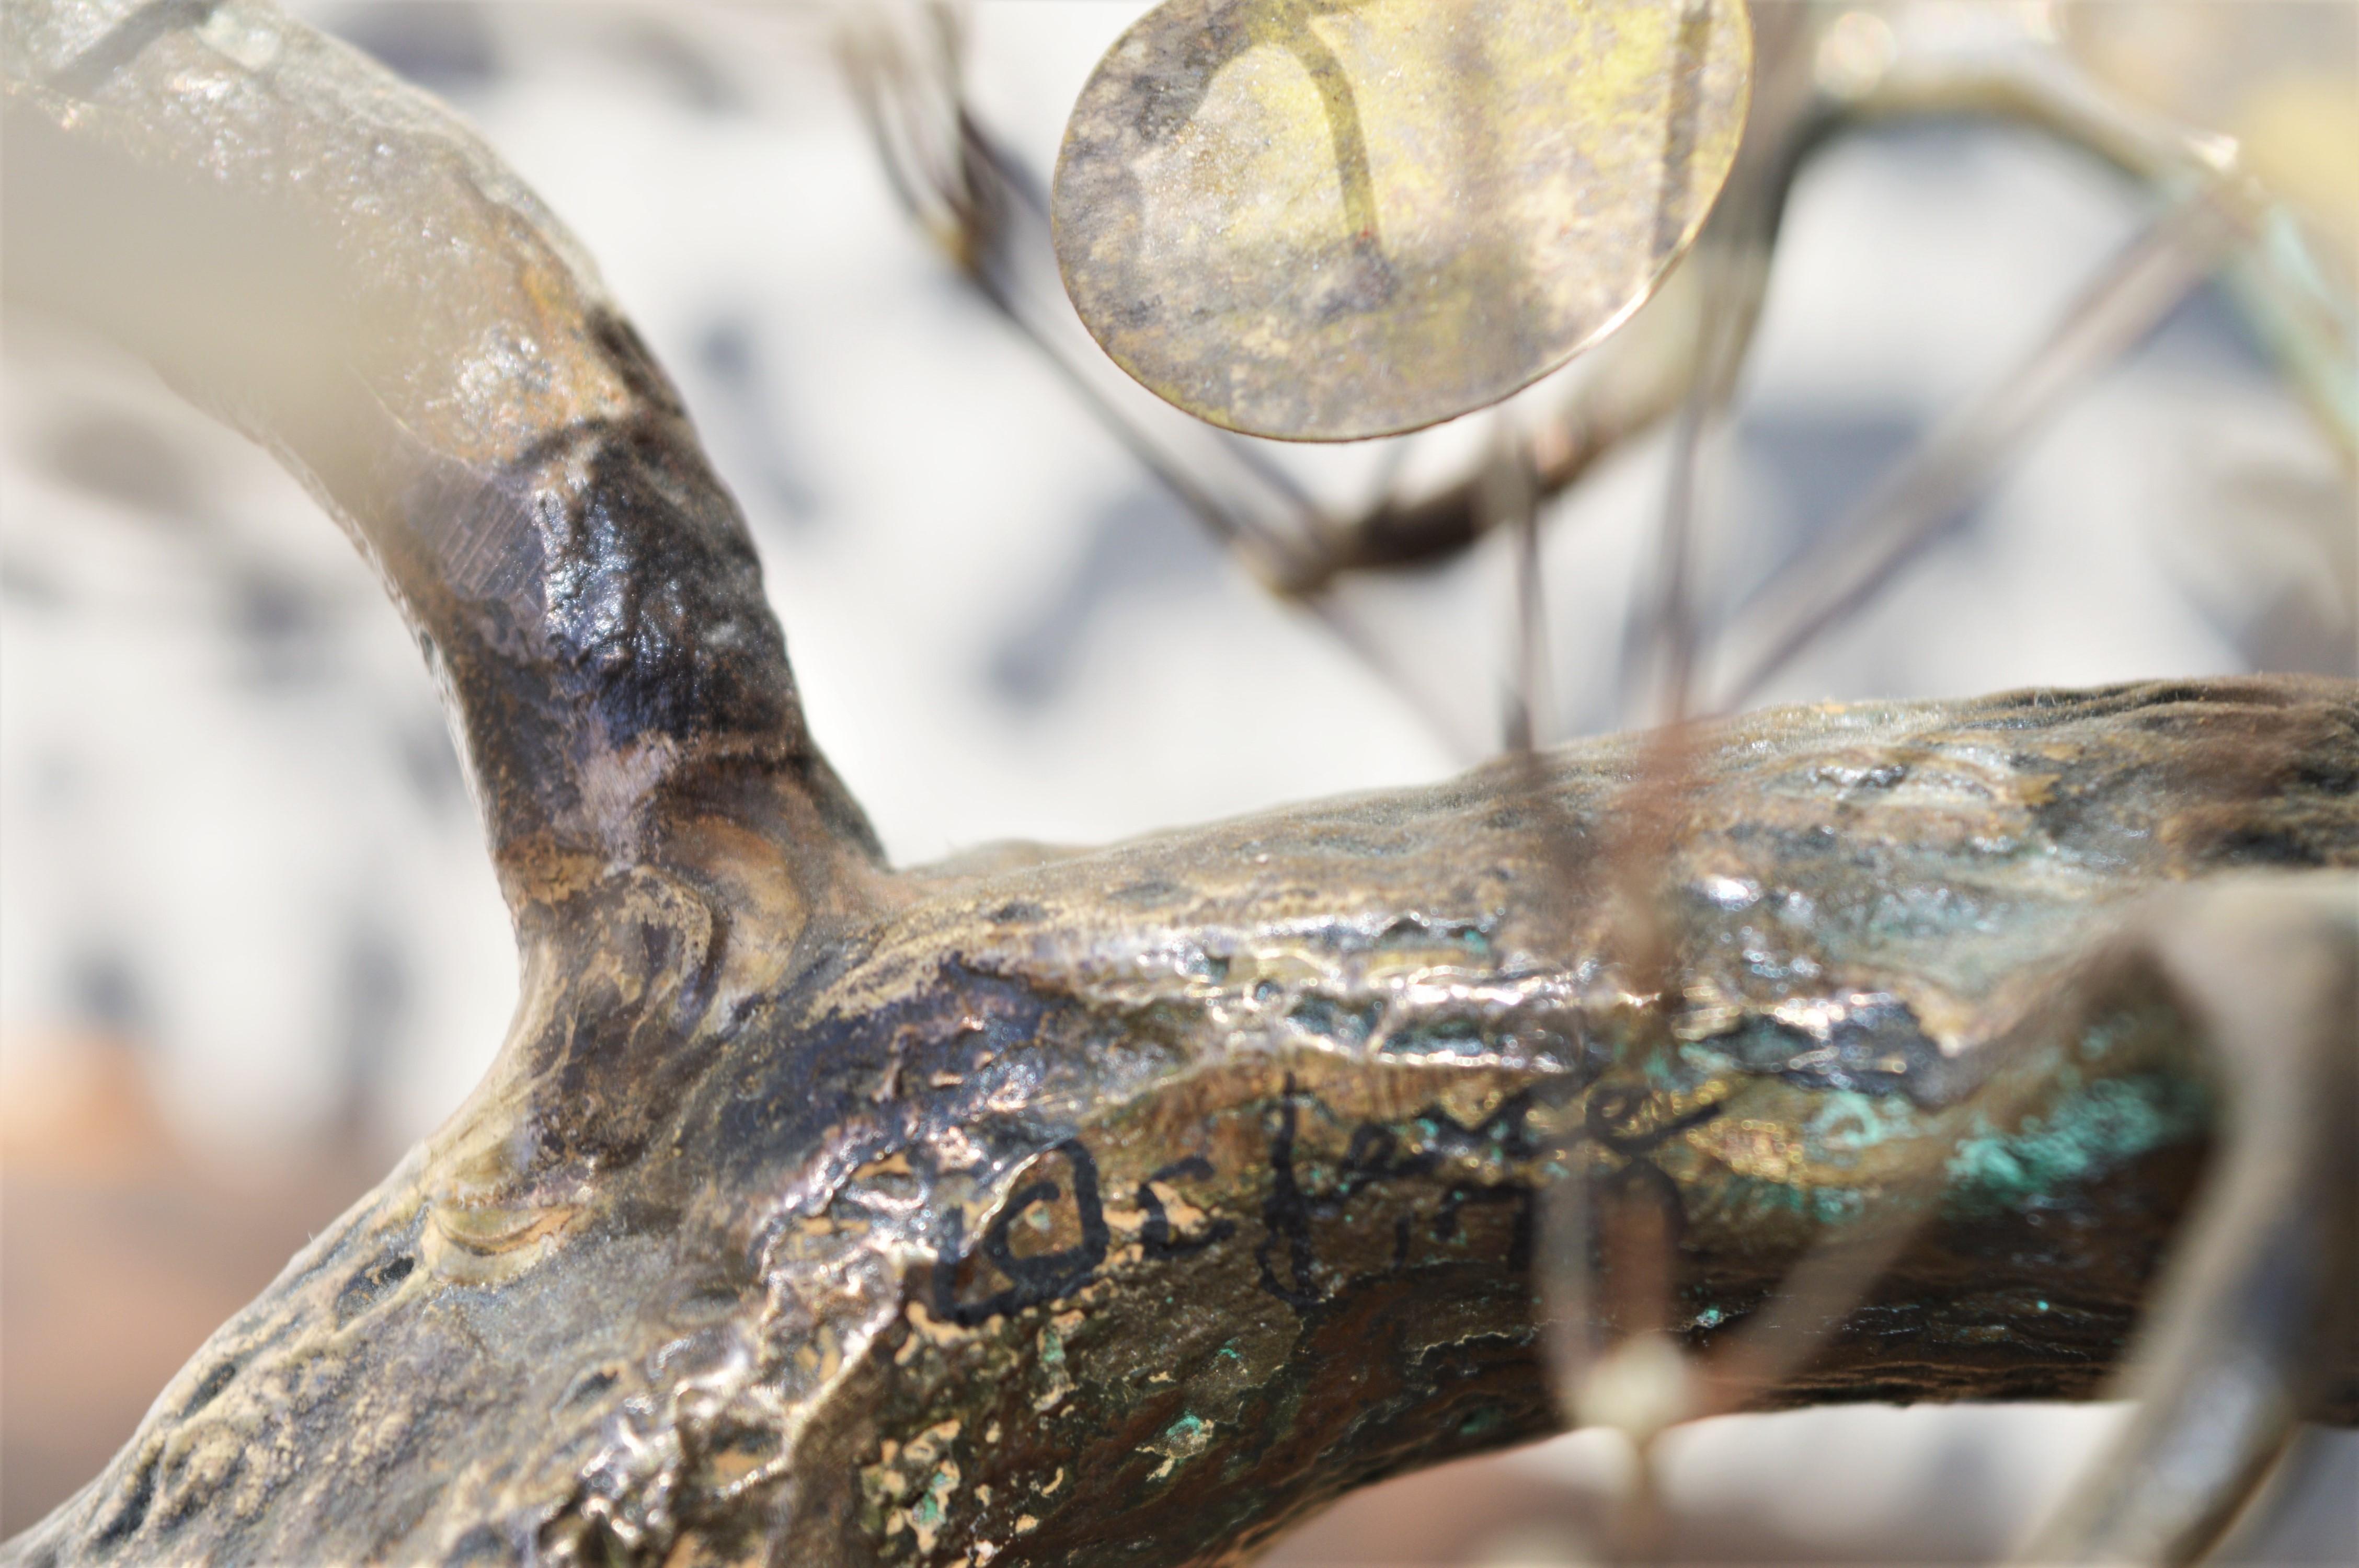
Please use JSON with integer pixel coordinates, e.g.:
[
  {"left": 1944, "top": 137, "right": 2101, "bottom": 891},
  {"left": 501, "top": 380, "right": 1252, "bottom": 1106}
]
[
  {"left": 6, "top": 5, "right": 2356, "bottom": 1565},
  {"left": 10, "top": 676, "right": 2356, "bottom": 1568}
]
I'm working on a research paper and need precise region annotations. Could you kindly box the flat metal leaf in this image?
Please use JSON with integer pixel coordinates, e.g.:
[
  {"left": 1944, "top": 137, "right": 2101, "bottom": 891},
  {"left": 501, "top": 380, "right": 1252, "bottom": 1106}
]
[{"left": 1052, "top": 0, "right": 1754, "bottom": 442}]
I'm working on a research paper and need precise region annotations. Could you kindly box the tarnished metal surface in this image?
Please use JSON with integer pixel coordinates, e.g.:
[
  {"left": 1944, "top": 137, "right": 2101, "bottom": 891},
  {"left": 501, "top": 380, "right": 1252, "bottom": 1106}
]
[
  {"left": 5, "top": 3, "right": 2357, "bottom": 1565},
  {"left": 1052, "top": 0, "right": 1752, "bottom": 440},
  {"left": 8, "top": 672, "right": 2356, "bottom": 1567}
]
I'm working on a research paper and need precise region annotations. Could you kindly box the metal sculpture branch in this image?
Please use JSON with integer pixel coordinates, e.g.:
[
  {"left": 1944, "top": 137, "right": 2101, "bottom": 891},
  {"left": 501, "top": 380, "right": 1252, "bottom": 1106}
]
[{"left": 3, "top": 3, "right": 2354, "bottom": 1566}]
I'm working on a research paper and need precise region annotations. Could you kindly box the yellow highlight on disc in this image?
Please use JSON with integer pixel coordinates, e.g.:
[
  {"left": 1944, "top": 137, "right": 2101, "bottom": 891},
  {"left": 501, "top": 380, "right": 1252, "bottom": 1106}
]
[{"left": 1052, "top": 0, "right": 1754, "bottom": 442}]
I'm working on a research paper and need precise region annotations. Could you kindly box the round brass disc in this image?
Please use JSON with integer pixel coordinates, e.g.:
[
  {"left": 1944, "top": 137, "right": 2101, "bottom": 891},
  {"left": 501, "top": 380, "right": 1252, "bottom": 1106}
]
[{"left": 1052, "top": 0, "right": 1753, "bottom": 442}]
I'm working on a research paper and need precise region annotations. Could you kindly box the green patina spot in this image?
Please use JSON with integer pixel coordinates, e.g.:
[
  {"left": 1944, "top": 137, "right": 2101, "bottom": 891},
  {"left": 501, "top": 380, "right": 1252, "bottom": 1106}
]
[
  {"left": 2075, "top": 1012, "right": 2144, "bottom": 1064},
  {"left": 1694, "top": 1306, "right": 1725, "bottom": 1329},
  {"left": 1945, "top": 1072, "right": 2206, "bottom": 1213},
  {"left": 1145, "top": 1412, "right": 1215, "bottom": 1480},
  {"left": 1812, "top": 1187, "right": 1865, "bottom": 1224},
  {"left": 1806, "top": 1089, "right": 1919, "bottom": 1165},
  {"left": 1715, "top": 1173, "right": 1879, "bottom": 1228},
  {"left": 1457, "top": 1405, "right": 1505, "bottom": 1438},
  {"left": 1717, "top": 1173, "right": 1812, "bottom": 1223}
]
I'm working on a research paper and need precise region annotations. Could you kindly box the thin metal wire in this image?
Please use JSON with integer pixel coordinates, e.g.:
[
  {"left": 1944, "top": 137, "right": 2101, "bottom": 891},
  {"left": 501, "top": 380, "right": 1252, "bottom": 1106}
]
[
  {"left": 838, "top": 11, "right": 2352, "bottom": 1563},
  {"left": 1709, "top": 185, "right": 2249, "bottom": 712},
  {"left": 1496, "top": 419, "right": 1550, "bottom": 754},
  {"left": 837, "top": 2, "right": 1510, "bottom": 760}
]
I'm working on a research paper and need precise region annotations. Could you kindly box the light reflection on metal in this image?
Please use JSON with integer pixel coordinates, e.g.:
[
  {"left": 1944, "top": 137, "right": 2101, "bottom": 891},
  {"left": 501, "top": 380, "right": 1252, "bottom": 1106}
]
[
  {"left": 7, "top": 2, "right": 2359, "bottom": 1563},
  {"left": 1051, "top": 0, "right": 1754, "bottom": 442}
]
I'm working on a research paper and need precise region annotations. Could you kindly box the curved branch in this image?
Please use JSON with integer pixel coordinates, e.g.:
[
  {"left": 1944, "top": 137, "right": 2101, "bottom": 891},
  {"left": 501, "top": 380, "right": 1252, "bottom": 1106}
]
[
  {"left": 5, "top": 6, "right": 2357, "bottom": 1567},
  {"left": 2018, "top": 877, "right": 2358, "bottom": 1564},
  {"left": 2, "top": 0, "right": 883, "bottom": 926},
  {"left": 8, "top": 670, "right": 2354, "bottom": 1566}
]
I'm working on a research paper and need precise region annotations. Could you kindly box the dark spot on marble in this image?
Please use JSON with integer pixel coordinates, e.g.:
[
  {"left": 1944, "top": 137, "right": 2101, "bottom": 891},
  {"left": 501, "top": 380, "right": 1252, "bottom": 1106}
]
[
  {"left": 987, "top": 485, "right": 1219, "bottom": 709},
  {"left": 43, "top": 408, "right": 205, "bottom": 522},
  {"left": 326, "top": 2, "right": 501, "bottom": 94},
  {"left": 68, "top": 946, "right": 144, "bottom": 1037}
]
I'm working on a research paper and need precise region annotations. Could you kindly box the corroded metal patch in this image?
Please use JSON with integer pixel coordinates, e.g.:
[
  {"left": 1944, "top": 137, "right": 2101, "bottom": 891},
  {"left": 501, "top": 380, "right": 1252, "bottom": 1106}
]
[{"left": 1052, "top": 0, "right": 1753, "bottom": 440}]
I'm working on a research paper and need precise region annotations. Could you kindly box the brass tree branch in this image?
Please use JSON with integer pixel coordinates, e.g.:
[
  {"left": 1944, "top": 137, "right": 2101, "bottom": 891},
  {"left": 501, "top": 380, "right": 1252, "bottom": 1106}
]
[
  {"left": 2, "top": 0, "right": 883, "bottom": 925},
  {"left": 3, "top": 4, "right": 2355, "bottom": 1567}
]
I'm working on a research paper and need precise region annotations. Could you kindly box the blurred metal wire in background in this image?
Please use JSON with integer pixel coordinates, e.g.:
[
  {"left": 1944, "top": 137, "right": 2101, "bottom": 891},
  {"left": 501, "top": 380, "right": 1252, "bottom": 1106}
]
[
  {"left": 853, "top": 7, "right": 2358, "bottom": 1562},
  {"left": 2, "top": 0, "right": 2352, "bottom": 1559}
]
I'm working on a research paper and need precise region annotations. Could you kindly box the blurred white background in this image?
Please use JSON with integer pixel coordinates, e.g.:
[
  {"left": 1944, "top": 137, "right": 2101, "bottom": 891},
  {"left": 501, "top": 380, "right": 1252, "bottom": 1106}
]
[{"left": 3, "top": 0, "right": 2352, "bottom": 1555}]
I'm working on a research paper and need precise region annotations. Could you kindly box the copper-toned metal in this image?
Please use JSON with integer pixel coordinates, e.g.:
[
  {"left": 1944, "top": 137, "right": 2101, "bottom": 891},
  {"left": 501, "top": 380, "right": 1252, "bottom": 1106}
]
[
  {"left": 1052, "top": 0, "right": 1754, "bottom": 441},
  {"left": 4, "top": 3, "right": 2356, "bottom": 1566}
]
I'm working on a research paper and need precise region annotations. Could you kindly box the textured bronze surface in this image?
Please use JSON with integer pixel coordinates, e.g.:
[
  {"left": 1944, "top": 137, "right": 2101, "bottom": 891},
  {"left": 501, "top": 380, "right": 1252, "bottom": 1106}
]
[
  {"left": 1052, "top": 0, "right": 1752, "bottom": 440},
  {"left": 5, "top": 3, "right": 2357, "bottom": 1566},
  {"left": 9, "top": 668, "right": 2355, "bottom": 1567}
]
